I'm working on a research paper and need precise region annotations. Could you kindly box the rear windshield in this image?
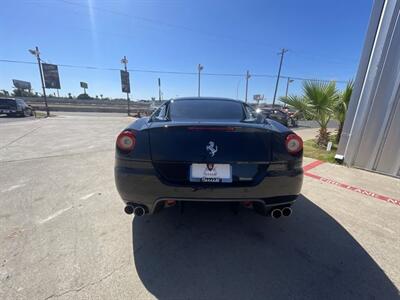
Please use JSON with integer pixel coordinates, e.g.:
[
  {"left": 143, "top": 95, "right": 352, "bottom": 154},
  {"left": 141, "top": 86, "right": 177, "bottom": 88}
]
[{"left": 169, "top": 100, "right": 244, "bottom": 121}]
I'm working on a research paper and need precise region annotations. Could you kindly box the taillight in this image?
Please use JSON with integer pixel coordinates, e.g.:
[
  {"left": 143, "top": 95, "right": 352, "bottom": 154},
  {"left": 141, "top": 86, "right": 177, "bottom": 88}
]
[
  {"left": 116, "top": 131, "right": 136, "bottom": 152},
  {"left": 285, "top": 134, "right": 303, "bottom": 154}
]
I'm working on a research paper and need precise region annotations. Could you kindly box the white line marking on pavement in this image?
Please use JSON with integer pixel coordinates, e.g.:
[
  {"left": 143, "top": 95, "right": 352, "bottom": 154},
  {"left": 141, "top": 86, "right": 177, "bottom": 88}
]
[
  {"left": 38, "top": 206, "right": 72, "bottom": 224},
  {"left": 80, "top": 192, "right": 96, "bottom": 200},
  {"left": 1, "top": 184, "right": 25, "bottom": 193}
]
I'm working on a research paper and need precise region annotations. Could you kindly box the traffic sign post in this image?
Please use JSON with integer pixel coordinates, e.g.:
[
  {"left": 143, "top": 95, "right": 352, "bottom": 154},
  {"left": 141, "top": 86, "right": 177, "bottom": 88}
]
[
  {"left": 29, "top": 46, "right": 49, "bottom": 117},
  {"left": 120, "top": 56, "right": 131, "bottom": 116}
]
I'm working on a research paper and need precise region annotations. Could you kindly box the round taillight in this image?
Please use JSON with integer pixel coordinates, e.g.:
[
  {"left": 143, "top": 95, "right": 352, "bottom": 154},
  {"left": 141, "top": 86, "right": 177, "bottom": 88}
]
[
  {"left": 285, "top": 134, "right": 303, "bottom": 154},
  {"left": 116, "top": 131, "right": 136, "bottom": 152}
]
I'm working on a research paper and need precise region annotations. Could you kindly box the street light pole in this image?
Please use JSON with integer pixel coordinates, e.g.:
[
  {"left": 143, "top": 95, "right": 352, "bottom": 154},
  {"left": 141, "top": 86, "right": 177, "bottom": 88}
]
[
  {"left": 245, "top": 70, "right": 251, "bottom": 103},
  {"left": 272, "top": 48, "right": 288, "bottom": 107},
  {"left": 29, "top": 46, "right": 49, "bottom": 117},
  {"left": 285, "top": 77, "right": 294, "bottom": 98},
  {"left": 121, "top": 56, "right": 130, "bottom": 116},
  {"left": 197, "top": 64, "right": 203, "bottom": 97}
]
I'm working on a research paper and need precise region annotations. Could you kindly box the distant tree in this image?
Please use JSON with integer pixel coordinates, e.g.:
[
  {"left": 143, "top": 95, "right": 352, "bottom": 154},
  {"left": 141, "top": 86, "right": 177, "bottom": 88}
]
[
  {"left": 11, "top": 88, "right": 38, "bottom": 97},
  {"left": 0, "top": 89, "right": 10, "bottom": 97},
  {"left": 77, "top": 93, "right": 92, "bottom": 100},
  {"left": 12, "top": 88, "right": 23, "bottom": 97},
  {"left": 68, "top": 93, "right": 72, "bottom": 99},
  {"left": 95, "top": 95, "right": 99, "bottom": 99},
  {"left": 100, "top": 94, "right": 103, "bottom": 100},
  {"left": 334, "top": 80, "right": 354, "bottom": 144}
]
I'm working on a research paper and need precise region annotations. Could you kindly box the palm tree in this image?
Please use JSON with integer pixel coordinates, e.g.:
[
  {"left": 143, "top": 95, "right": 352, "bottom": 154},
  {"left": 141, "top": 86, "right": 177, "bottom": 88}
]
[
  {"left": 281, "top": 80, "right": 338, "bottom": 146},
  {"left": 334, "top": 80, "right": 353, "bottom": 143},
  {"left": 280, "top": 95, "right": 310, "bottom": 120}
]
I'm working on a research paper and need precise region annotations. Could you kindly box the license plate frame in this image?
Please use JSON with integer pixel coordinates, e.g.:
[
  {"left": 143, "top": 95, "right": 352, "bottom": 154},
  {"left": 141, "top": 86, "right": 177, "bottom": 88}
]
[{"left": 190, "top": 163, "right": 232, "bottom": 183}]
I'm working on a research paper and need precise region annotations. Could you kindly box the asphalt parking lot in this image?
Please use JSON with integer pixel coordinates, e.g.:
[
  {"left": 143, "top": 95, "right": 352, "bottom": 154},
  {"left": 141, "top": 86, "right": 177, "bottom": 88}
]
[{"left": 1, "top": 113, "right": 399, "bottom": 299}]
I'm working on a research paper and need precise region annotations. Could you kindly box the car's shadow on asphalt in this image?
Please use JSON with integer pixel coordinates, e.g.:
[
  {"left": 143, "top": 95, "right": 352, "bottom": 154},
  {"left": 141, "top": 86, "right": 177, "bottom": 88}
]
[{"left": 132, "top": 195, "right": 398, "bottom": 299}]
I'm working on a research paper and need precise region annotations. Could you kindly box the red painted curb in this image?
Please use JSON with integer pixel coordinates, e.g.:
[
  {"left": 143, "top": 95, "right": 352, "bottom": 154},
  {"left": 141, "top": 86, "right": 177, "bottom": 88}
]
[
  {"left": 303, "top": 160, "right": 325, "bottom": 172},
  {"left": 304, "top": 172, "right": 400, "bottom": 207}
]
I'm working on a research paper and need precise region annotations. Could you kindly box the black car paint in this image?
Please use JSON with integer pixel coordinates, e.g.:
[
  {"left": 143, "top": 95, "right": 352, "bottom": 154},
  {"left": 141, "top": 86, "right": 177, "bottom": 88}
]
[{"left": 115, "top": 98, "right": 303, "bottom": 214}]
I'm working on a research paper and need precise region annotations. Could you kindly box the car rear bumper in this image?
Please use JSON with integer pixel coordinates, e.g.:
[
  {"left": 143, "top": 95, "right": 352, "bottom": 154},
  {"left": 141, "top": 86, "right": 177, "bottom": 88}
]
[
  {"left": 115, "top": 159, "right": 303, "bottom": 214},
  {"left": 0, "top": 109, "right": 17, "bottom": 114}
]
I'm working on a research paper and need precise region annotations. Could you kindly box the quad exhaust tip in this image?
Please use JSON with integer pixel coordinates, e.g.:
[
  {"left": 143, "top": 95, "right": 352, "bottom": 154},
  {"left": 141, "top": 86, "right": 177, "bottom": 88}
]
[
  {"left": 271, "top": 209, "right": 282, "bottom": 219},
  {"left": 282, "top": 207, "right": 292, "bottom": 217},
  {"left": 133, "top": 206, "right": 146, "bottom": 217},
  {"left": 124, "top": 205, "right": 147, "bottom": 216},
  {"left": 124, "top": 205, "right": 134, "bottom": 215},
  {"left": 271, "top": 207, "right": 292, "bottom": 219}
]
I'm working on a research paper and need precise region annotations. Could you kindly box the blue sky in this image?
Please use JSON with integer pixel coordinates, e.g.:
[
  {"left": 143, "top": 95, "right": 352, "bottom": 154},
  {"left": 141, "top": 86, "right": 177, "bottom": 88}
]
[{"left": 0, "top": 0, "right": 372, "bottom": 102}]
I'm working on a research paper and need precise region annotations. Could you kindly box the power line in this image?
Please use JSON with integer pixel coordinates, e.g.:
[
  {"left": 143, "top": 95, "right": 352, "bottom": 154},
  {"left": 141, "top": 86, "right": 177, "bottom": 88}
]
[
  {"left": 0, "top": 58, "right": 348, "bottom": 83},
  {"left": 56, "top": 0, "right": 358, "bottom": 66},
  {"left": 58, "top": 0, "right": 281, "bottom": 52}
]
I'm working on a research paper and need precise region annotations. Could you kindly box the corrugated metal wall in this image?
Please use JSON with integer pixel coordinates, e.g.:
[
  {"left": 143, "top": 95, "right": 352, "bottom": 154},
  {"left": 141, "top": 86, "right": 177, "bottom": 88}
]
[{"left": 337, "top": 0, "right": 400, "bottom": 178}]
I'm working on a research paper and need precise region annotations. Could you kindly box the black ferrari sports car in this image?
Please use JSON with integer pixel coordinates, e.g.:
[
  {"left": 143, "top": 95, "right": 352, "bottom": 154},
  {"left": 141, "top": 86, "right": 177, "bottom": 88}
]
[{"left": 115, "top": 97, "right": 303, "bottom": 218}]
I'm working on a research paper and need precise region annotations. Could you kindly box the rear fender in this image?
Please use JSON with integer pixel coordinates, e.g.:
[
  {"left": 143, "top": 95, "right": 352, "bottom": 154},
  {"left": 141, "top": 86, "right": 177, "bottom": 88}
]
[{"left": 116, "top": 117, "right": 151, "bottom": 161}]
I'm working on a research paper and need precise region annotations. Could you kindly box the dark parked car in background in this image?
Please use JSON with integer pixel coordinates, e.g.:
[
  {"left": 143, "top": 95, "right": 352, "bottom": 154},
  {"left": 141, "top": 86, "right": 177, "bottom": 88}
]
[
  {"left": 114, "top": 97, "right": 303, "bottom": 219},
  {"left": 0, "top": 98, "right": 34, "bottom": 117},
  {"left": 261, "top": 108, "right": 294, "bottom": 127}
]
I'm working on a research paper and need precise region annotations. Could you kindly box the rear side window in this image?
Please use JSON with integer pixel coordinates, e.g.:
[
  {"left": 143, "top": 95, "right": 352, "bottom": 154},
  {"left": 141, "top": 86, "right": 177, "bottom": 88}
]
[
  {"left": 0, "top": 99, "right": 16, "bottom": 106},
  {"left": 169, "top": 100, "right": 244, "bottom": 121}
]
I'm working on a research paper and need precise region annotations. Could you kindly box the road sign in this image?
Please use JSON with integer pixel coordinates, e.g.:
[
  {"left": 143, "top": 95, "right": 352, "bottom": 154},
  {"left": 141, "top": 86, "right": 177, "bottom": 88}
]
[
  {"left": 12, "top": 79, "right": 31, "bottom": 90},
  {"left": 120, "top": 70, "right": 131, "bottom": 93},
  {"left": 42, "top": 64, "right": 61, "bottom": 89},
  {"left": 80, "top": 82, "right": 88, "bottom": 89}
]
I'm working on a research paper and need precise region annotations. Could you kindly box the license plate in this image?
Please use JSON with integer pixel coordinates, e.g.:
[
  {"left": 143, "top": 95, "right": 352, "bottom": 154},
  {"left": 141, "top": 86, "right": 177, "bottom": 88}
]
[
  {"left": 190, "top": 163, "right": 232, "bottom": 183},
  {"left": 2, "top": 110, "right": 10, "bottom": 113}
]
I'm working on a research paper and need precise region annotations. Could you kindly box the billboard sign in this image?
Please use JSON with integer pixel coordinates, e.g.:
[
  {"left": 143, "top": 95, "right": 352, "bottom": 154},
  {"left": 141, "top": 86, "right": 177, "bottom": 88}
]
[
  {"left": 12, "top": 79, "right": 31, "bottom": 90},
  {"left": 120, "top": 70, "right": 131, "bottom": 93},
  {"left": 80, "top": 82, "right": 88, "bottom": 89},
  {"left": 42, "top": 63, "right": 61, "bottom": 89},
  {"left": 253, "top": 94, "right": 264, "bottom": 101}
]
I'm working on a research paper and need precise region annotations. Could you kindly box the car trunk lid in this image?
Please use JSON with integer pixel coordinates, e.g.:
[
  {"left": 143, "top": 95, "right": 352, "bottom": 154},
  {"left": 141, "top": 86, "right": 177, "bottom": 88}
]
[
  {"left": 149, "top": 122, "right": 271, "bottom": 163},
  {"left": 148, "top": 122, "right": 272, "bottom": 186}
]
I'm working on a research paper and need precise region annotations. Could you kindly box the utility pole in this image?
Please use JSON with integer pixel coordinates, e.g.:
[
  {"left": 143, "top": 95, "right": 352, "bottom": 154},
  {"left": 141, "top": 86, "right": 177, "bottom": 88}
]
[
  {"left": 197, "top": 64, "right": 203, "bottom": 97},
  {"left": 245, "top": 70, "right": 251, "bottom": 103},
  {"left": 236, "top": 78, "right": 242, "bottom": 100},
  {"left": 285, "top": 77, "right": 294, "bottom": 98},
  {"left": 29, "top": 46, "right": 49, "bottom": 117},
  {"left": 158, "top": 78, "right": 161, "bottom": 101},
  {"left": 121, "top": 56, "right": 130, "bottom": 116},
  {"left": 272, "top": 48, "right": 288, "bottom": 107}
]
